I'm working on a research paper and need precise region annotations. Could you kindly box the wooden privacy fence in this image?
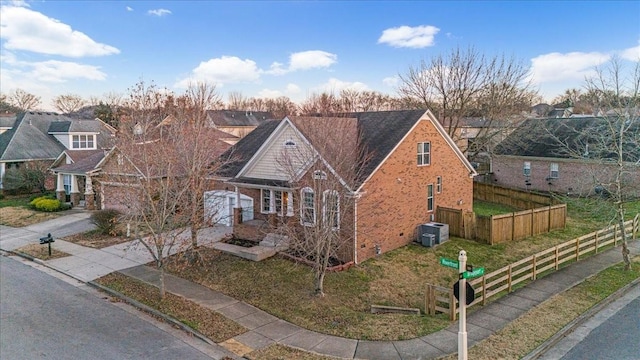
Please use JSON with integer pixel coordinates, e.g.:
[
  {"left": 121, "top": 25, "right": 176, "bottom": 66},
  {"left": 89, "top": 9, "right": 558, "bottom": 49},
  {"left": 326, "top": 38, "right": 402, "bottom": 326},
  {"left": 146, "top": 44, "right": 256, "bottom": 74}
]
[
  {"left": 426, "top": 214, "right": 639, "bottom": 320},
  {"left": 474, "top": 182, "right": 561, "bottom": 209},
  {"left": 436, "top": 204, "right": 567, "bottom": 244}
]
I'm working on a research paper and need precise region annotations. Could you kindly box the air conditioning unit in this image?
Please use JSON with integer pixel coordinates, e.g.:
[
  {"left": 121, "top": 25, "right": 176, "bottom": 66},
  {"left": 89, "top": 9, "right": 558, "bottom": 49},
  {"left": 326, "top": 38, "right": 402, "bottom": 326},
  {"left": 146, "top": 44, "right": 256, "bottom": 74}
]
[
  {"left": 422, "top": 222, "right": 449, "bottom": 244},
  {"left": 421, "top": 233, "right": 436, "bottom": 247}
]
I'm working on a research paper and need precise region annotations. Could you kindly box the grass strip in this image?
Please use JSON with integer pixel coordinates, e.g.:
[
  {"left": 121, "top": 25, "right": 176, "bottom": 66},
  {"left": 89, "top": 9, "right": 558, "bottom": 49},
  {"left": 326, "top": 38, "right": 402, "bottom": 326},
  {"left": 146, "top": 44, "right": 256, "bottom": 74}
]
[{"left": 95, "top": 272, "right": 246, "bottom": 342}]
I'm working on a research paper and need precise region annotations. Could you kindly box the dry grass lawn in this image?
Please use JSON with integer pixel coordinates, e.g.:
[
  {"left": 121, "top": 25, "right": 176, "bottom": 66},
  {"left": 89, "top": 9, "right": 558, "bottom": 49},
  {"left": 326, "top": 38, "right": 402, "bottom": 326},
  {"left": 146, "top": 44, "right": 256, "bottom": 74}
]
[
  {"left": 0, "top": 207, "right": 63, "bottom": 227},
  {"left": 14, "top": 243, "right": 70, "bottom": 260},
  {"left": 96, "top": 272, "right": 246, "bottom": 342}
]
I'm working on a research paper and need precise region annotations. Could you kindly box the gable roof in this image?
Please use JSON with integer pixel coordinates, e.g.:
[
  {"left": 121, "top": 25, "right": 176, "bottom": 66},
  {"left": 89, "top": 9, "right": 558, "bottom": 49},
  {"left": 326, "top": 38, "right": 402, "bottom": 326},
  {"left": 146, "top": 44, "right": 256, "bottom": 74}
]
[
  {"left": 51, "top": 149, "right": 107, "bottom": 175},
  {"left": 214, "top": 119, "right": 282, "bottom": 178},
  {"left": 0, "top": 112, "right": 115, "bottom": 163},
  {"left": 0, "top": 114, "right": 16, "bottom": 129},
  {"left": 216, "top": 110, "right": 477, "bottom": 189},
  {"left": 495, "top": 116, "right": 640, "bottom": 162},
  {"left": 207, "top": 110, "right": 274, "bottom": 127}
]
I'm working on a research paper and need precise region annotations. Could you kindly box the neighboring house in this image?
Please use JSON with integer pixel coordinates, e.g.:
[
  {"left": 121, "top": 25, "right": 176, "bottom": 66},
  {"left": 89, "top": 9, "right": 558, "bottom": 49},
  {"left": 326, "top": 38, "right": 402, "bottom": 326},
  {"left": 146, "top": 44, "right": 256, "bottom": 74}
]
[
  {"left": 206, "top": 110, "right": 273, "bottom": 144},
  {"left": 0, "top": 112, "right": 114, "bottom": 192},
  {"left": 0, "top": 113, "right": 16, "bottom": 134},
  {"left": 530, "top": 103, "right": 573, "bottom": 118},
  {"left": 491, "top": 116, "right": 640, "bottom": 196},
  {"left": 211, "top": 110, "right": 477, "bottom": 264}
]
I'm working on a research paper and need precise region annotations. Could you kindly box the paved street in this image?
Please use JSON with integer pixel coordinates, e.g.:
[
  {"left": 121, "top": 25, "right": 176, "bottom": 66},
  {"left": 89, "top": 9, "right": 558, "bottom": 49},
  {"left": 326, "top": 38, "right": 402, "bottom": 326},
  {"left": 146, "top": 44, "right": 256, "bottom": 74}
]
[
  {"left": 0, "top": 256, "right": 232, "bottom": 360},
  {"left": 536, "top": 283, "right": 640, "bottom": 360}
]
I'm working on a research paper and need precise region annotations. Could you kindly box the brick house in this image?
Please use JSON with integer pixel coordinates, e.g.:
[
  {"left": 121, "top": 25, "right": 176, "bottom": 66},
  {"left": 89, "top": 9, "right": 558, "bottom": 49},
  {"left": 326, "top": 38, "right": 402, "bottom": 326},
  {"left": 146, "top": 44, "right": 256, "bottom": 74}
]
[
  {"left": 491, "top": 116, "right": 640, "bottom": 196},
  {"left": 211, "top": 110, "right": 477, "bottom": 263},
  {"left": 206, "top": 110, "right": 273, "bottom": 145},
  {"left": 1, "top": 112, "right": 115, "bottom": 195}
]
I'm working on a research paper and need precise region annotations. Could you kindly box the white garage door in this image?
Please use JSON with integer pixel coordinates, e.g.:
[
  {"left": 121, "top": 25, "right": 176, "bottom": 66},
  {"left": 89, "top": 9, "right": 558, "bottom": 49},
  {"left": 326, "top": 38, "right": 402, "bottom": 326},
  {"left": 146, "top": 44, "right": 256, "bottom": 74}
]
[{"left": 204, "top": 190, "right": 254, "bottom": 226}]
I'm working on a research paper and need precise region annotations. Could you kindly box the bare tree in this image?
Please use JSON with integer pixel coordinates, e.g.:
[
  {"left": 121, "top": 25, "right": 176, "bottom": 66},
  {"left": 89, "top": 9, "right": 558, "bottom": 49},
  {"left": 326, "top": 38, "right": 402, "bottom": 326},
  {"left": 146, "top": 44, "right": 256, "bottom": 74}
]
[
  {"left": 52, "top": 93, "right": 86, "bottom": 114},
  {"left": 398, "top": 46, "right": 536, "bottom": 156},
  {"left": 581, "top": 58, "right": 639, "bottom": 270},
  {"left": 277, "top": 116, "right": 368, "bottom": 296},
  {"left": 7, "top": 88, "right": 41, "bottom": 111},
  {"left": 227, "top": 91, "right": 248, "bottom": 110}
]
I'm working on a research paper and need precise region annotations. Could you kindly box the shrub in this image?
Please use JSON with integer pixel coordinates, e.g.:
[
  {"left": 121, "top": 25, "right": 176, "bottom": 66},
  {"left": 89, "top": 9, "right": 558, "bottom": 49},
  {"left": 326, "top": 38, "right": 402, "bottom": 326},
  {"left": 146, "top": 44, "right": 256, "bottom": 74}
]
[
  {"left": 0, "top": 193, "right": 4, "bottom": 200},
  {"left": 31, "top": 198, "right": 62, "bottom": 212},
  {"left": 91, "top": 209, "right": 121, "bottom": 236},
  {"left": 29, "top": 193, "right": 55, "bottom": 203}
]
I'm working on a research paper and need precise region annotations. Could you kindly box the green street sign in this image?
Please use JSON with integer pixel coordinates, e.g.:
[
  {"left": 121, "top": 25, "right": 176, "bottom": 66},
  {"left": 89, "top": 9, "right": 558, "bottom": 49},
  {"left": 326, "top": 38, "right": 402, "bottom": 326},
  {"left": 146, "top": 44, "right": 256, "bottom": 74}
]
[
  {"left": 439, "top": 257, "right": 459, "bottom": 269},
  {"left": 463, "top": 267, "right": 485, "bottom": 279}
]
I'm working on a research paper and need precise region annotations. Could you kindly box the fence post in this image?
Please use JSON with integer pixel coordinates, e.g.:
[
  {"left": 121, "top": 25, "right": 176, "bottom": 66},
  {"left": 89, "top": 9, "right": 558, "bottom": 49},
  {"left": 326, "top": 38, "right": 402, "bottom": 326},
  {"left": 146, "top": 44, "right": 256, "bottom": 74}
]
[
  {"left": 555, "top": 245, "right": 559, "bottom": 270},
  {"left": 576, "top": 237, "right": 580, "bottom": 261},
  {"left": 507, "top": 265, "right": 513, "bottom": 292},
  {"left": 614, "top": 224, "right": 618, "bottom": 246},
  {"left": 634, "top": 214, "right": 639, "bottom": 239},
  {"left": 532, "top": 255, "right": 537, "bottom": 280},
  {"left": 482, "top": 276, "right": 487, "bottom": 306},
  {"left": 595, "top": 232, "right": 599, "bottom": 254}
]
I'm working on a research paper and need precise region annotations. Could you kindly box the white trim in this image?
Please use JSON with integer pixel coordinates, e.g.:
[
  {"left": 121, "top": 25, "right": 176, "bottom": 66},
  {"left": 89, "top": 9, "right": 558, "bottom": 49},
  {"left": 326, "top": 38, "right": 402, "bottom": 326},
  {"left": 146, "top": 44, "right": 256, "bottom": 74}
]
[
  {"left": 300, "top": 186, "right": 316, "bottom": 226},
  {"left": 236, "top": 118, "right": 289, "bottom": 178},
  {"left": 353, "top": 196, "right": 358, "bottom": 264},
  {"left": 355, "top": 110, "right": 477, "bottom": 193},
  {"left": 322, "top": 190, "right": 340, "bottom": 230},
  {"left": 427, "top": 183, "right": 434, "bottom": 212}
]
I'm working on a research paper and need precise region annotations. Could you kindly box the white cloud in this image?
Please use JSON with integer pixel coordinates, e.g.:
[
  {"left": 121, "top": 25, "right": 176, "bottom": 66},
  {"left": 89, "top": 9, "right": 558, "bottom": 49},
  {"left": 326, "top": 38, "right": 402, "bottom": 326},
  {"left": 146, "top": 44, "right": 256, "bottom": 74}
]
[
  {"left": 0, "top": 5, "right": 120, "bottom": 57},
  {"left": 175, "top": 56, "right": 261, "bottom": 88},
  {"left": 286, "top": 83, "right": 301, "bottom": 94},
  {"left": 529, "top": 51, "right": 611, "bottom": 84},
  {"left": 289, "top": 50, "right": 337, "bottom": 71},
  {"left": 316, "top": 78, "right": 369, "bottom": 93},
  {"left": 126, "top": 6, "right": 134, "bottom": 11},
  {"left": 148, "top": 8, "right": 171, "bottom": 17},
  {"left": 620, "top": 42, "right": 640, "bottom": 61},
  {"left": 29, "top": 60, "right": 107, "bottom": 82},
  {"left": 265, "top": 50, "right": 338, "bottom": 75},
  {"left": 378, "top": 25, "right": 440, "bottom": 48},
  {"left": 382, "top": 76, "right": 399, "bottom": 87}
]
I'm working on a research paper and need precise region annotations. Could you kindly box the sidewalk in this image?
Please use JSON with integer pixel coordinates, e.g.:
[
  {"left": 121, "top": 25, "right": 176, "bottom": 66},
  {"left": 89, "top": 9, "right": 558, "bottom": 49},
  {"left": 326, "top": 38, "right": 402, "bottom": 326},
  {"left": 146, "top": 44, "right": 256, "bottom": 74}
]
[{"left": 2, "top": 212, "right": 638, "bottom": 359}]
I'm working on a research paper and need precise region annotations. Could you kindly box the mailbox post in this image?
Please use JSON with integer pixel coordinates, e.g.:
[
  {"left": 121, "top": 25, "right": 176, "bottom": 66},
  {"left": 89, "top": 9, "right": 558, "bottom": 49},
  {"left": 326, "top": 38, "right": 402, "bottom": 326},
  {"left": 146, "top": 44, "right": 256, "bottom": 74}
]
[{"left": 39, "top": 233, "right": 55, "bottom": 256}]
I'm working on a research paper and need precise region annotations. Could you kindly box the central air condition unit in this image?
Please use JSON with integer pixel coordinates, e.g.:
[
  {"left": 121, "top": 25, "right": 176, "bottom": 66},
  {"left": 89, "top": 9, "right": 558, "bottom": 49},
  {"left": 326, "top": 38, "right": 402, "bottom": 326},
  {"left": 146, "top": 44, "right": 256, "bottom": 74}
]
[
  {"left": 417, "top": 224, "right": 437, "bottom": 247},
  {"left": 422, "top": 222, "right": 449, "bottom": 244}
]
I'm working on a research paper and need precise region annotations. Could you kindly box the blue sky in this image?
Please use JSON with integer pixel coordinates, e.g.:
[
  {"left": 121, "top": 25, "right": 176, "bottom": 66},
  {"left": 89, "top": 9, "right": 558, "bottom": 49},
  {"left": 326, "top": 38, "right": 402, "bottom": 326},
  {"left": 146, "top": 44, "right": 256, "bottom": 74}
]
[{"left": 1, "top": 0, "right": 639, "bottom": 111}]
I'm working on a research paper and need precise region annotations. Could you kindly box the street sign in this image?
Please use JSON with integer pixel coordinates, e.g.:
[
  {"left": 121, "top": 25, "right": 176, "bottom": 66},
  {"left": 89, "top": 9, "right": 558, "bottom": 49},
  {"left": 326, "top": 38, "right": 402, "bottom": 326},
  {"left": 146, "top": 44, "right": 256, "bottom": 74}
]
[
  {"left": 453, "top": 280, "right": 475, "bottom": 305},
  {"left": 439, "top": 257, "right": 459, "bottom": 269},
  {"left": 462, "top": 267, "right": 485, "bottom": 279}
]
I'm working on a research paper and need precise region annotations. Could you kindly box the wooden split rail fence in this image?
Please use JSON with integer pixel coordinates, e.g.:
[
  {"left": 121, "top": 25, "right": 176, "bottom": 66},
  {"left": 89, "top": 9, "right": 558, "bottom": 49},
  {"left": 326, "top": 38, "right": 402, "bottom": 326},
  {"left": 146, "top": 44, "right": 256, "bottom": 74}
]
[{"left": 425, "top": 213, "right": 640, "bottom": 320}]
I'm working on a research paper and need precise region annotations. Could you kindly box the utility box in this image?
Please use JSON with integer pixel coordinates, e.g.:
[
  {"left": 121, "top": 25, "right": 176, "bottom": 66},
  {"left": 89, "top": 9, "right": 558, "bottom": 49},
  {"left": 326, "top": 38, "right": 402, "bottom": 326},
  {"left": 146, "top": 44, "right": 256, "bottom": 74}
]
[
  {"left": 421, "top": 233, "right": 436, "bottom": 247},
  {"left": 422, "top": 222, "right": 449, "bottom": 244}
]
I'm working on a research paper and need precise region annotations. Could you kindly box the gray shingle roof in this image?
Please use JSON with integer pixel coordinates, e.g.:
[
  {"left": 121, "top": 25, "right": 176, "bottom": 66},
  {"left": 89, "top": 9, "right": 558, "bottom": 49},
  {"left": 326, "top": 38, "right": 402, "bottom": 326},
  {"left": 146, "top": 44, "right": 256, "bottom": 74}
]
[
  {"left": 215, "top": 110, "right": 428, "bottom": 187},
  {"left": 0, "top": 115, "right": 16, "bottom": 129},
  {"left": 0, "top": 112, "right": 114, "bottom": 162},
  {"left": 52, "top": 150, "right": 106, "bottom": 174},
  {"left": 495, "top": 116, "right": 640, "bottom": 162},
  {"left": 207, "top": 110, "right": 274, "bottom": 127}
]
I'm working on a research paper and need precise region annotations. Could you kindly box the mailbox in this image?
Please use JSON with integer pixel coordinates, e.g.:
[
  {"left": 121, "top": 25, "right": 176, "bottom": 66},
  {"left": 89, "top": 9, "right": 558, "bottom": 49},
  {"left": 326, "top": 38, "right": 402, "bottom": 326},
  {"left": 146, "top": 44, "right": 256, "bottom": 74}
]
[{"left": 39, "top": 233, "right": 54, "bottom": 244}]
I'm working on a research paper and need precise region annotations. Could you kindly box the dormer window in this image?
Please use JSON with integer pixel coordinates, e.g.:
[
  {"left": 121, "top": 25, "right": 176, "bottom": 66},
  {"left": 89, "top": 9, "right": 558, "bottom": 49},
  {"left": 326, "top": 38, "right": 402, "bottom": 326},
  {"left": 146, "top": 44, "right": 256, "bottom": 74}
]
[{"left": 71, "top": 134, "right": 96, "bottom": 149}]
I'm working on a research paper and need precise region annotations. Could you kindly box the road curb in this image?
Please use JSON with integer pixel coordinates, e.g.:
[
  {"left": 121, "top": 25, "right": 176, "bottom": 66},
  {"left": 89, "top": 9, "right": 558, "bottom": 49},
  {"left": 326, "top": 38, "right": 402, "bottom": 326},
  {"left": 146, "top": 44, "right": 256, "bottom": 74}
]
[
  {"left": 522, "top": 276, "right": 640, "bottom": 360},
  {"left": 1, "top": 249, "right": 219, "bottom": 350}
]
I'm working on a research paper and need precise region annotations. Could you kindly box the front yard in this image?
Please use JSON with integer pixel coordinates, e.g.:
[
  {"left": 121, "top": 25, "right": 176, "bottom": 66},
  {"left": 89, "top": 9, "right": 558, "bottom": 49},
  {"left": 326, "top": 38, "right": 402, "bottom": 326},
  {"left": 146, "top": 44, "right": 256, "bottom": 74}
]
[{"left": 0, "top": 194, "right": 65, "bottom": 227}]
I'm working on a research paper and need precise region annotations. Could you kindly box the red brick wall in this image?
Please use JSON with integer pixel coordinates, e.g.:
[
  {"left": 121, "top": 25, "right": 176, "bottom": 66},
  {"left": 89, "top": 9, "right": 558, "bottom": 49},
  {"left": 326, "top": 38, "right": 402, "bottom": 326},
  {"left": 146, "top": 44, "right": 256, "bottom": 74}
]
[
  {"left": 492, "top": 156, "right": 640, "bottom": 196},
  {"left": 356, "top": 119, "right": 474, "bottom": 263}
]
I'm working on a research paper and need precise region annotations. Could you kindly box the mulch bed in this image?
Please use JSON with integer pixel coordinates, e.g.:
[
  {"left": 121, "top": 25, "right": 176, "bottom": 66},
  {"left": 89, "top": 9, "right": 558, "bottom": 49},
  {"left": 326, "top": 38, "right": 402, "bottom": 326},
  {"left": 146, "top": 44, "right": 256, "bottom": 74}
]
[{"left": 63, "top": 231, "right": 133, "bottom": 249}]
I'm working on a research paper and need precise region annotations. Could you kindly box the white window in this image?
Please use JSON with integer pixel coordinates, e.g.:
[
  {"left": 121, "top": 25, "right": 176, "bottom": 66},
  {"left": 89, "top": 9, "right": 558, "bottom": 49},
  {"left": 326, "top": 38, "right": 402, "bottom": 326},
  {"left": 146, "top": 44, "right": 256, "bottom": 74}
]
[
  {"left": 313, "top": 170, "right": 327, "bottom": 180},
  {"left": 427, "top": 184, "right": 434, "bottom": 212},
  {"left": 436, "top": 176, "right": 442, "bottom": 194},
  {"left": 523, "top": 162, "right": 531, "bottom": 177},
  {"left": 301, "top": 187, "right": 315, "bottom": 225},
  {"left": 417, "top": 142, "right": 431, "bottom": 166},
  {"left": 262, "top": 189, "right": 293, "bottom": 216},
  {"left": 323, "top": 190, "right": 340, "bottom": 230},
  {"left": 71, "top": 134, "right": 96, "bottom": 149},
  {"left": 261, "top": 189, "right": 271, "bottom": 213},
  {"left": 550, "top": 163, "right": 559, "bottom": 179},
  {"left": 63, "top": 175, "right": 72, "bottom": 195}
]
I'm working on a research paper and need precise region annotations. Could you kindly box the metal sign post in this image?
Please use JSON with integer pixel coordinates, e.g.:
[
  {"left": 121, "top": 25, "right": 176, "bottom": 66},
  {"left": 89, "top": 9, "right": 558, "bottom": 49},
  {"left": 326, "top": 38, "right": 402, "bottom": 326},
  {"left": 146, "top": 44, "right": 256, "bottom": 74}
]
[
  {"left": 458, "top": 250, "right": 468, "bottom": 360},
  {"left": 39, "top": 233, "right": 55, "bottom": 256}
]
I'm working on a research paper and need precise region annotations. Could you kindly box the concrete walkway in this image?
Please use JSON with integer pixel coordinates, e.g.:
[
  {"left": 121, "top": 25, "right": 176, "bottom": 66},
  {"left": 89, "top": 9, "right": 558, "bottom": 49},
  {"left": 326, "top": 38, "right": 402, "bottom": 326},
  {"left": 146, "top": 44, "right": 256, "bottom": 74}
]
[{"left": 2, "top": 211, "right": 639, "bottom": 359}]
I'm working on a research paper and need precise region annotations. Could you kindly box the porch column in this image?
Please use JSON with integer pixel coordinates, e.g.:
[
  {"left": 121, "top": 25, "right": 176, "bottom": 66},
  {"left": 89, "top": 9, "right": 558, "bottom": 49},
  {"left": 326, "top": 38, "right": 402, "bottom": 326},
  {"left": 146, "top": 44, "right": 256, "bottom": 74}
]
[
  {"left": 233, "top": 186, "right": 242, "bottom": 225},
  {"left": 69, "top": 174, "right": 80, "bottom": 206},
  {"left": 56, "top": 173, "right": 66, "bottom": 202},
  {"left": 84, "top": 175, "right": 95, "bottom": 210}
]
